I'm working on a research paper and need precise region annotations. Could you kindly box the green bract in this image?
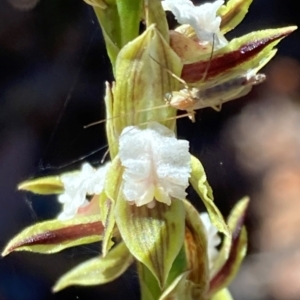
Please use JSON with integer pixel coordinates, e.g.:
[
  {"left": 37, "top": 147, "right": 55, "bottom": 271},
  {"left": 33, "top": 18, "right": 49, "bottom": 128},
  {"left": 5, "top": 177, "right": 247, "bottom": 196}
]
[{"left": 106, "top": 24, "right": 182, "bottom": 157}]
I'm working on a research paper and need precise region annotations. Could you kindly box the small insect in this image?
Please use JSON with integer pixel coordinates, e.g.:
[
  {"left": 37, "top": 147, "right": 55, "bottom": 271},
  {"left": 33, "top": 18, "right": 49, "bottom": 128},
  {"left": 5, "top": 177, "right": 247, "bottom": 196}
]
[
  {"left": 85, "top": 67, "right": 266, "bottom": 128},
  {"left": 86, "top": 33, "right": 266, "bottom": 129},
  {"left": 165, "top": 70, "right": 266, "bottom": 122},
  {"left": 150, "top": 41, "right": 266, "bottom": 123}
]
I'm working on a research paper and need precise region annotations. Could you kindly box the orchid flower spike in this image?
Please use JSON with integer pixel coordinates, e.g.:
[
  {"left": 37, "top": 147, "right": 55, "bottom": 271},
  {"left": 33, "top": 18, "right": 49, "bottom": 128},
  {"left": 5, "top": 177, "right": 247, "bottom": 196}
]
[
  {"left": 162, "top": 0, "right": 227, "bottom": 48},
  {"left": 58, "top": 162, "right": 110, "bottom": 220},
  {"left": 119, "top": 122, "right": 191, "bottom": 208}
]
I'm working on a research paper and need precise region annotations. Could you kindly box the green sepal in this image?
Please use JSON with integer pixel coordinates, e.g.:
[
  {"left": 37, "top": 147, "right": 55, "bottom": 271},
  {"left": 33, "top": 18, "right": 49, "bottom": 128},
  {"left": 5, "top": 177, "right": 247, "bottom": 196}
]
[
  {"left": 159, "top": 272, "right": 196, "bottom": 300},
  {"left": 138, "top": 262, "right": 161, "bottom": 300},
  {"left": 2, "top": 215, "right": 103, "bottom": 256},
  {"left": 115, "top": 198, "right": 185, "bottom": 289},
  {"left": 183, "top": 200, "right": 209, "bottom": 298},
  {"left": 166, "top": 246, "right": 187, "bottom": 288},
  {"left": 190, "top": 155, "right": 229, "bottom": 237},
  {"left": 137, "top": 247, "right": 189, "bottom": 300},
  {"left": 138, "top": 246, "right": 187, "bottom": 300},
  {"left": 103, "top": 81, "right": 119, "bottom": 159},
  {"left": 211, "top": 197, "right": 249, "bottom": 277},
  {"left": 209, "top": 198, "right": 249, "bottom": 295},
  {"left": 182, "top": 26, "right": 297, "bottom": 83},
  {"left": 111, "top": 24, "right": 182, "bottom": 140},
  {"left": 211, "top": 288, "right": 234, "bottom": 300},
  {"left": 52, "top": 241, "right": 133, "bottom": 292},
  {"left": 144, "top": 0, "right": 169, "bottom": 42},
  {"left": 210, "top": 227, "right": 247, "bottom": 295},
  {"left": 93, "top": 6, "right": 120, "bottom": 68},
  {"left": 219, "top": 0, "right": 253, "bottom": 34},
  {"left": 101, "top": 156, "right": 123, "bottom": 255},
  {"left": 18, "top": 176, "right": 64, "bottom": 195}
]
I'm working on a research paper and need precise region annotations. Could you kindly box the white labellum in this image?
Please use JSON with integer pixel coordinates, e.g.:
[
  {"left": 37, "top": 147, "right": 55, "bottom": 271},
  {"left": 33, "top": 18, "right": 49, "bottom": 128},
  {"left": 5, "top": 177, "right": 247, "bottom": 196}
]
[{"left": 119, "top": 122, "right": 191, "bottom": 207}]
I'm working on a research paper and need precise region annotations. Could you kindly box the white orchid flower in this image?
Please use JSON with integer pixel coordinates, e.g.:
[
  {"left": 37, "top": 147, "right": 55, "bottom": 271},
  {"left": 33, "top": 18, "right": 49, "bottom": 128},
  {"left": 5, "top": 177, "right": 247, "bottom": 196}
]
[
  {"left": 162, "top": 0, "right": 227, "bottom": 48},
  {"left": 58, "top": 162, "right": 110, "bottom": 220},
  {"left": 119, "top": 122, "right": 191, "bottom": 207}
]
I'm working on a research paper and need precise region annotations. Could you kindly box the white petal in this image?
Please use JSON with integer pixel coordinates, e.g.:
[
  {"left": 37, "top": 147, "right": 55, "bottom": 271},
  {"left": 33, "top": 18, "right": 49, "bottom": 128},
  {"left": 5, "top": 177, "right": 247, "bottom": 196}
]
[
  {"left": 57, "top": 162, "right": 110, "bottom": 220},
  {"left": 119, "top": 122, "right": 191, "bottom": 206},
  {"left": 162, "top": 0, "right": 227, "bottom": 47}
]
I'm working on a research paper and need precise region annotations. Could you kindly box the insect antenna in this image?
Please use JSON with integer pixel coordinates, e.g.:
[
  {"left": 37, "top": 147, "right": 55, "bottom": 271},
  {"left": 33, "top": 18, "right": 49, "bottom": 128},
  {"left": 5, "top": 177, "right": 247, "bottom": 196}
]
[
  {"left": 83, "top": 103, "right": 170, "bottom": 128},
  {"left": 84, "top": 39, "right": 219, "bottom": 134}
]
